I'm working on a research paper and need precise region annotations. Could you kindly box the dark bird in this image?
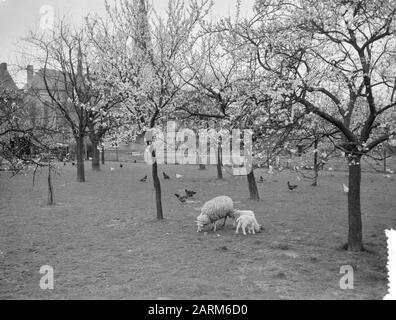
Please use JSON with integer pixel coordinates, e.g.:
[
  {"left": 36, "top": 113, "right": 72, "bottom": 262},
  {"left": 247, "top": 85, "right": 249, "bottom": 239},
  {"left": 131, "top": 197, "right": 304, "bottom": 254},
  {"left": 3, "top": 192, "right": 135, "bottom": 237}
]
[
  {"left": 185, "top": 189, "right": 197, "bottom": 197},
  {"left": 139, "top": 175, "right": 147, "bottom": 182},
  {"left": 72, "top": 162, "right": 76, "bottom": 166},
  {"left": 259, "top": 176, "right": 264, "bottom": 183},
  {"left": 163, "top": 172, "right": 170, "bottom": 180},
  {"left": 134, "top": 160, "right": 137, "bottom": 163},
  {"left": 120, "top": 164, "right": 123, "bottom": 168},
  {"left": 287, "top": 181, "right": 298, "bottom": 191},
  {"left": 174, "top": 193, "right": 187, "bottom": 203},
  {"left": 64, "top": 162, "right": 66, "bottom": 166}
]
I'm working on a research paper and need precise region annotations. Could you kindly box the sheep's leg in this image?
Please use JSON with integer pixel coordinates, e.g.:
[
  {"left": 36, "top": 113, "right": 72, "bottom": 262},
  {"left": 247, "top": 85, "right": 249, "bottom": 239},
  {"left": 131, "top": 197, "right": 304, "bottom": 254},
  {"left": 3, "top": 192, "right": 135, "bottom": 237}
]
[
  {"left": 235, "top": 221, "right": 240, "bottom": 234},
  {"left": 213, "top": 222, "right": 217, "bottom": 232},
  {"left": 221, "top": 216, "right": 227, "bottom": 228},
  {"left": 241, "top": 222, "right": 247, "bottom": 235}
]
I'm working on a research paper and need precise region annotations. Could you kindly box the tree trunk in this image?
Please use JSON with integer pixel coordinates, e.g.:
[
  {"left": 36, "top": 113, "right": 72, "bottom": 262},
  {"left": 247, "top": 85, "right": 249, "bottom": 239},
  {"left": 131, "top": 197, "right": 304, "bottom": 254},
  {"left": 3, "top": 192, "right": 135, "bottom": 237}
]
[
  {"left": 101, "top": 145, "right": 105, "bottom": 165},
  {"left": 312, "top": 139, "right": 318, "bottom": 187},
  {"left": 47, "top": 163, "right": 55, "bottom": 205},
  {"left": 85, "top": 141, "right": 90, "bottom": 161},
  {"left": 152, "top": 149, "right": 163, "bottom": 220},
  {"left": 347, "top": 157, "right": 363, "bottom": 251},
  {"left": 247, "top": 170, "right": 260, "bottom": 200},
  {"left": 217, "top": 144, "right": 223, "bottom": 179},
  {"left": 91, "top": 139, "right": 100, "bottom": 171},
  {"left": 198, "top": 151, "right": 206, "bottom": 170},
  {"left": 76, "top": 135, "right": 85, "bottom": 182},
  {"left": 383, "top": 148, "right": 387, "bottom": 174}
]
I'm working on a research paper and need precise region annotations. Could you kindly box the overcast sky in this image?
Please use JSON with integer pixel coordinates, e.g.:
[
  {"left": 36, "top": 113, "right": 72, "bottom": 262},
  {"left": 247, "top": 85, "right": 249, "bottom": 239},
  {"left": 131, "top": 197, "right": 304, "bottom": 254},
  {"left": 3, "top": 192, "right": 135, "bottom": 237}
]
[{"left": 0, "top": 0, "right": 255, "bottom": 86}]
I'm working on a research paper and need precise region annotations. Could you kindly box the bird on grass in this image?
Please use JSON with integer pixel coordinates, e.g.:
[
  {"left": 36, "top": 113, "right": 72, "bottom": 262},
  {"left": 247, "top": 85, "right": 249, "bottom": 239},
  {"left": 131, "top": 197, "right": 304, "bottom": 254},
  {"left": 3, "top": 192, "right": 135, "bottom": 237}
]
[
  {"left": 120, "top": 164, "right": 123, "bottom": 168},
  {"left": 258, "top": 176, "right": 264, "bottom": 183},
  {"left": 72, "top": 162, "right": 76, "bottom": 166},
  {"left": 287, "top": 181, "right": 298, "bottom": 191},
  {"left": 134, "top": 160, "right": 137, "bottom": 163},
  {"left": 174, "top": 193, "right": 188, "bottom": 203},
  {"left": 110, "top": 167, "right": 115, "bottom": 172},
  {"left": 163, "top": 172, "right": 170, "bottom": 180},
  {"left": 176, "top": 174, "right": 183, "bottom": 179},
  {"left": 185, "top": 189, "right": 197, "bottom": 197},
  {"left": 64, "top": 162, "right": 66, "bottom": 166},
  {"left": 139, "top": 175, "right": 147, "bottom": 182},
  {"left": 343, "top": 184, "right": 349, "bottom": 193}
]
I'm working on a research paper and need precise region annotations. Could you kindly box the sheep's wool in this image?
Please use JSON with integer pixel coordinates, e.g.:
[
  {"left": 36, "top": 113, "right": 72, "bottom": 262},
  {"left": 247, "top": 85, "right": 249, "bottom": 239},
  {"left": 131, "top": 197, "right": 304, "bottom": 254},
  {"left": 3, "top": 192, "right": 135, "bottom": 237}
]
[
  {"left": 232, "top": 210, "right": 255, "bottom": 220},
  {"left": 237, "top": 214, "right": 260, "bottom": 233},
  {"left": 199, "top": 196, "right": 234, "bottom": 223}
]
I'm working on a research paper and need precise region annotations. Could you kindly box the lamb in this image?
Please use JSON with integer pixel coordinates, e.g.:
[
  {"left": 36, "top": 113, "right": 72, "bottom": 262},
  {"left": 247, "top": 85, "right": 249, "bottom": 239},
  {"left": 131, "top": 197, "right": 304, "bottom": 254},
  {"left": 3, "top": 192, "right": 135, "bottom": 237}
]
[
  {"left": 235, "top": 214, "right": 261, "bottom": 235},
  {"left": 231, "top": 209, "right": 256, "bottom": 221},
  {"left": 230, "top": 209, "right": 257, "bottom": 227},
  {"left": 196, "top": 196, "right": 234, "bottom": 232}
]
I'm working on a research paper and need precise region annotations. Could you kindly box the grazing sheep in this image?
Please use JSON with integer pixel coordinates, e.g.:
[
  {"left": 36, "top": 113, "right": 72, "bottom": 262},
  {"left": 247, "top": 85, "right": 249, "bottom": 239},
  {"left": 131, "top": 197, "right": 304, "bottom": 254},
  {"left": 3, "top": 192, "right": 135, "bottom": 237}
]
[
  {"left": 196, "top": 196, "right": 234, "bottom": 232},
  {"left": 231, "top": 209, "right": 263, "bottom": 231},
  {"left": 235, "top": 215, "right": 260, "bottom": 235},
  {"left": 229, "top": 209, "right": 255, "bottom": 227}
]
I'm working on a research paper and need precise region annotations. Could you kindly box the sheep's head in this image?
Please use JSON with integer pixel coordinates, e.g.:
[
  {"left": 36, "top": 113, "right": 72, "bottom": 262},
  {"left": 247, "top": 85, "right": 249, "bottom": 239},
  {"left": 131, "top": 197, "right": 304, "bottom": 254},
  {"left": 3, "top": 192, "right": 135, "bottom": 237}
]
[
  {"left": 254, "top": 222, "right": 262, "bottom": 233},
  {"left": 196, "top": 214, "right": 210, "bottom": 232},
  {"left": 230, "top": 209, "right": 240, "bottom": 219}
]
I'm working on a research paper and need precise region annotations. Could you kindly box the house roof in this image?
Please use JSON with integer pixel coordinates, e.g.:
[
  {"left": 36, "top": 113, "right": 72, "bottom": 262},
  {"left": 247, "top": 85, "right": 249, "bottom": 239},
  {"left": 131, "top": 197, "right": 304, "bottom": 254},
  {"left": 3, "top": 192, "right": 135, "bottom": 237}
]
[{"left": 25, "top": 67, "right": 69, "bottom": 93}]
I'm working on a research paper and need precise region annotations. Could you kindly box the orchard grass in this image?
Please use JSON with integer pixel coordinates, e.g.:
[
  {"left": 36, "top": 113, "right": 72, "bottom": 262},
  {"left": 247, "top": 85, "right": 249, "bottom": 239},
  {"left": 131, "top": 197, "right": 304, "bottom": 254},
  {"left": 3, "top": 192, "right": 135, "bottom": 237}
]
[{"left": 0, "top": 159, "right": 395, "bottom": 299}]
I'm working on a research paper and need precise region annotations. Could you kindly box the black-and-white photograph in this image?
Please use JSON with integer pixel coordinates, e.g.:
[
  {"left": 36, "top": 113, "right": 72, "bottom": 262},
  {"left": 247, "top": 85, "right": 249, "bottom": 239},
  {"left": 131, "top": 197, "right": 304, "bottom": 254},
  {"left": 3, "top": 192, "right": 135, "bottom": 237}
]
[{"left": 0, "top": 0, "right": 395, "bottom": 303}]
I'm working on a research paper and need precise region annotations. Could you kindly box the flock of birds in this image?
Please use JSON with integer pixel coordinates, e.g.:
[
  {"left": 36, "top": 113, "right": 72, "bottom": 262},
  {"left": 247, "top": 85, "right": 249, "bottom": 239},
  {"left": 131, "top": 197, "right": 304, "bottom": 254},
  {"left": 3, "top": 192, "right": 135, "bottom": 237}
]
[
  {"left": 64, "top": 161, "right": 393, "bottom": 196},
  {"left": 139, "top": 171, "right": 184, "bottom": 183},
  {"left": 139, "top": 170, "right": 197, "bottom": 202},
  {"left": 139, "top": 171, "right": 300, "bottom": 193},
  {"left": 257, "top": 174, "right": 298, "bottom": 191},
  {"left": 257, "top": 173, "right": 352, "bottom": 193},
  {"left": 138, "top": 169, "right": 299, "bottom": 205},
  {"left": 175, "top": 189, "right": 197, "bottom": 203}
]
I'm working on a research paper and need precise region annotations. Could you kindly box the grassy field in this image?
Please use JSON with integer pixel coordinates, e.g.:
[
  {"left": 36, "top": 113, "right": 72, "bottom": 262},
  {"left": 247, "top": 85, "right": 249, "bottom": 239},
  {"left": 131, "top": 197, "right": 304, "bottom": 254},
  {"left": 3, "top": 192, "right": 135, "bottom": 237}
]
[{"left": 0, "top": 160, "right": 395, "bottom": 300}]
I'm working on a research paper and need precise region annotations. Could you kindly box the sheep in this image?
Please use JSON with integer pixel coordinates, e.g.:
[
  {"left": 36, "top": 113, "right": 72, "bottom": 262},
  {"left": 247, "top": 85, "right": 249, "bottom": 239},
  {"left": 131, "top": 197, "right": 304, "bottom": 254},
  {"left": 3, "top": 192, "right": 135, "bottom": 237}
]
[
  {"left": 196, "top": 196, "right": 234, "bottom": 232},
  {"left": 235, "top": 214, "right": 261, "bottom": 235},
  {"left": 229, "top": 209, "right": 254, "bottom": 227},
  {"left": 231, "top": 209, "right": 255, "bottom": 220},
  {"left": 231, "top": 209, "right": 263, "bottom": 232}
]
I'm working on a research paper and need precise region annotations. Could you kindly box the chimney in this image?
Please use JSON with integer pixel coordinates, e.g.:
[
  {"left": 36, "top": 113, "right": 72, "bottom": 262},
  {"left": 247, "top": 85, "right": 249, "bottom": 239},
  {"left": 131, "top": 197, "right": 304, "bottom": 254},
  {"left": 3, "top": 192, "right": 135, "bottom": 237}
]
[
  {"left": 0, "top": 62, "right": 7, "bottom": 73},
  {"left": 27, "top": 65, "right": 34, "bottom": 87}
]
